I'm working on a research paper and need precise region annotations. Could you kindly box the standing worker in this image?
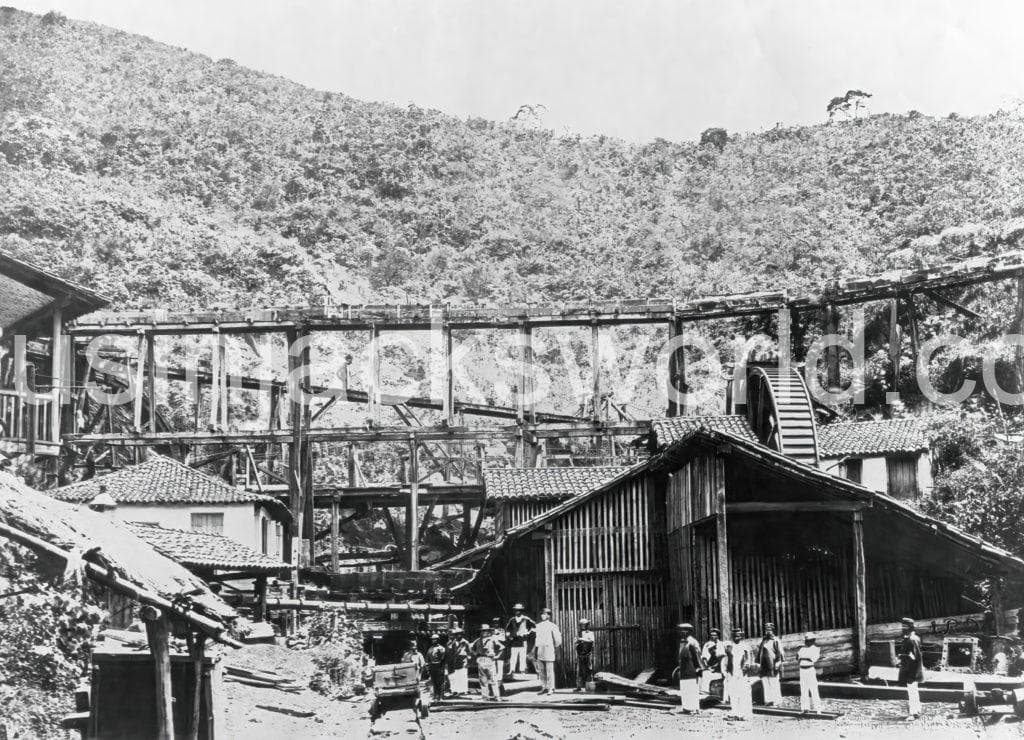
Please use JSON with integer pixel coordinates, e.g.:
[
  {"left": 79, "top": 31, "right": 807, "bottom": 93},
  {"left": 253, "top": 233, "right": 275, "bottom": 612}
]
[
  {"left": 337, "top": 353, "right": 353, "bottom": 397},
  {"left": 898, "top": 617, "right": 924, "bottom": 721},
  {"left": 471, "top": 623, "right": 503, "bottom": 701},
  {"left": 574, "top": 618, "right": 596, "bottom": 692},
  {"left": 532, "top": 607, "right": 563, "bottom": 694},
  {"left": 447, "top": 627, "right": 470, "bottom": 696},
  {"left": 505, "top": 603, "right": 536, "bottom": 675},
  {"left": 674, "top": 623, "right": 705, "bottom": 715},
  {"left": 402, "top": 637, "right": 426, "bottom": 677},
  {"left": 723, "top": 627, "right": 752, "bottom": 721},
  {"left": 797, "top": 632, "right": 821, "bottom": 713},
  {"left": 426, "top": 633, "right": 447, "bottom": 700},
  {"left": 700, "top": 627, "right": 725, "bottom": 695},
  {"left": 755, "top": 622, "right": 784, "bottom": 706},
  {"left": 491, "top": 617, "right": 508, "bottom": 682}
]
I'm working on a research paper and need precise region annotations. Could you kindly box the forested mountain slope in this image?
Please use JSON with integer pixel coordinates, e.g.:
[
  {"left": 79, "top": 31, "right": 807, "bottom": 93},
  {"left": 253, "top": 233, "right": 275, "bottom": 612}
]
[{"left": 5, "top": 7, "right": 1024, "bottom": 313}]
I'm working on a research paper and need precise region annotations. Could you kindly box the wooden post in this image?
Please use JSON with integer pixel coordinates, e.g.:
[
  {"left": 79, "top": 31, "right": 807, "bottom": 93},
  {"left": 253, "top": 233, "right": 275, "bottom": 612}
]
[
  {"left": 991, "top": 577, "right": 1006, "bottom": 635},
  {"left": 667, "top": 317, "right": 685, "bottom": 416},
  {"left": 253, "top": 575, "right": 267, "bottom": 622},
  {"left": 285, "top": 327, "right": 303, "bottom": 571},
  {"left": 1015, "top": 273, "right": 1024, "bottom": 389},
  {"left": 49, "top": 306, "right": 63, "bottom": 444},
  {"left": 147, "top": 333, "right": 157, "bottom": 433},
  {"left": 905, "top": 294, "right": 920, "bottom": 377},
  {"left": 217, "top": 333, "right": 228, "bottom": 429},
  {"left": 368, "top": 325, "right": 380, "bottom": 422},
  {"left": 823, "top": 303, "right": 841, "bottom": 393},
  {"left": 714, "top": 457, "right": 731, "bottom": 637},
  {"left": 407, "top": 437, "right": 419, "bottom": 571},
  {"left": 591, "top": 321, "right": 601, "bottom": 421},
  {"left": 208, "top": 333, "right": 220, "bottom": 429},
  {"left": 134, "top": 333, "right": 146, "bottom": 431},
  {"left": 888, "top": 298, "right": 901, "bottom": 403},
  {"left": 443, "top": 323, "right": 454, "bottom": 426},
  {"left": 523, "top": 325, "right": 535, "bottom": 424},
  {"left": 141, "top": 606, "right": 174, "bottom": 740},
  {"left": 188, "top": 633, "right": 205, "bottom": 740},
  {"left": 330, "top": 500, "right": 340, "bottom": 572},
  {"left": 852, "top": 510, "right": 867, "bottom": 676}
]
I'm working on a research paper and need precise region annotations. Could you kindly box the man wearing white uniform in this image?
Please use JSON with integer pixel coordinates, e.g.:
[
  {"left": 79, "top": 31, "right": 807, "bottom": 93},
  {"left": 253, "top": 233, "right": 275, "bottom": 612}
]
[
  {"left": 755, "top": 621, "right": 784, "bottom": 706},
  {"left": 532, "top": 607, "right": 562, "bottom": 694},
  {"left": 674, "top": 622, "right": 705, "bottom": 714},
  {"left": 723, "top": 627, "right": 752, "bottom": 721},
  {"left": 797, "top": 632, "right": 821, "bottom": 712}
]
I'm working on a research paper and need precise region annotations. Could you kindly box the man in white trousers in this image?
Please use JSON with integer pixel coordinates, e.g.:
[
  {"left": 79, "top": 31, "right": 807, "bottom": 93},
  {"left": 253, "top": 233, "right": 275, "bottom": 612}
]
[
  {"left": 755, "top": 621, "right": 784, "bottom": 706},
  {"left": 532, "top": 607, "right": 562, "bottom": 694},
  {"left": 505, "top": 603, "right": 536, "bottom": 675},
  {"left": 723, "top": 627, "right": 752, "bottom": 721},
  {"left": 674, "top": 623, "right": 705, "bottom": 714},
  {"left": 797, "top": 632, "right": 821, "bottom": 712},
  {"left": 898, "top": 617, "right": 924, "bottom": 720}
]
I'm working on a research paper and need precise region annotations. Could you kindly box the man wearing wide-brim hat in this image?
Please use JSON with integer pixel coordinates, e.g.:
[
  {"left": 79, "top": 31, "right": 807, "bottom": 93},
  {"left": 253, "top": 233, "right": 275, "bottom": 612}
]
[
  {"left": 673, "top": 623, "right": 705, "bottom": 714},
  {"left": 532, "top": 607, "right": 563, "bottom": 695},
  {"left": 505, "top": 603, "right": 536, "bottom": 676},
  {"left": 447, "top": 626, "right": 471, "bottom": 696},
  {"left": 898, "top": 617, "right": 924, "bottom": 720},
  {"left": 471, "top": 623, "right": 503, "bottom": 701},
  {"left": 574, "top": 618, "right": 596, "bottom": 691},
  {"left": 797, "top": 632, "right": 822, "bottom": 712},
  {"left": 755, "top": 621, "right": 784, "bottom": 706}
]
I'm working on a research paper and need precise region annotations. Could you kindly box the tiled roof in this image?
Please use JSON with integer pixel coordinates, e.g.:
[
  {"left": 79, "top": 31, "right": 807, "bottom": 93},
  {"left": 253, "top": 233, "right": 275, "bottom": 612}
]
[
  {"left": 650, "top": 415, "right": 759, "bottom": 448},
  {"left": 817, "top": 419, "right": 928, "bottom": 457},
  {"left": 484, "top": 466, "right": 626, "bottom": 501},
  {"left": 50, "top": 455, "right": 288, "bottom": 517},
  {"left": 126, "top": 523, "right": 288, "bottom": 573}
]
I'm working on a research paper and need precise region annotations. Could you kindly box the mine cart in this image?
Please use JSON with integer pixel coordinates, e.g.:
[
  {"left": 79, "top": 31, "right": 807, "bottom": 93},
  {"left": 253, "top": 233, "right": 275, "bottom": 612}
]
[{"left": 368, "top": 662, "right": 431, "bottom": 723}]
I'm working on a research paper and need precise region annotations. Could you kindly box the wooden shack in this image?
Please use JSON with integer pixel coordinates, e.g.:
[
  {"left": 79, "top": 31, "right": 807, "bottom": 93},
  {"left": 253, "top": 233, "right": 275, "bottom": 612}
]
[{"left": 458, "top": 367, "right": 1024, "bottom": 680}]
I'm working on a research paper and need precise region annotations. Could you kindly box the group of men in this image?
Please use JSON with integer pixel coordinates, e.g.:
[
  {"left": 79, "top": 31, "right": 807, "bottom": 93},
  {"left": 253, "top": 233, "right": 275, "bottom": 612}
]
[
  {"left": 675, "top": 616, "right": 925, "bottom": 721},
  {"left": 403, "top": 604, "right": 594, "bottom": 701}
]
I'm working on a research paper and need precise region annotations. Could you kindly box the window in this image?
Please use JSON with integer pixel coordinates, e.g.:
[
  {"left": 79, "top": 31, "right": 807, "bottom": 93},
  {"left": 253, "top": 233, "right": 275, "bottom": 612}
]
[
  {"left": 843, "top": 458, "right": 863, "bottom": 484},
  {"left": 886, "top": 457, "right": 919, "bottom": 500},
  {"left": 190, "top": 512, "right": 224, "bottom": 535}
]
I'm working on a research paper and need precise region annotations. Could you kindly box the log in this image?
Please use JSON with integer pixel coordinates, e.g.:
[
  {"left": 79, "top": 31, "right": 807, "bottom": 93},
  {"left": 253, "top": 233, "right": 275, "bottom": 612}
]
[
  {"left": 256, "top": 705, "right": 316, "bottom": 718},
  {"left": 595, "top": 672, "right": 680, "bottom": 699},
  {"left": 781, "top": 680, "right": 965, "bottom": 703},
  {"left": 633, "top": 667, "right": 657, "bottom": 684},
  {"left": 622, "top": 700, "right": 676, "bottom": 710},
  {"left": 867, "top": 666, "right": 1023, "bottom": 691},
  {"left": 432, "top": 701, "right": 609, "bottom": 712},
  {"left": 715, "top": 703, "right": 842, "bottom": 721}
]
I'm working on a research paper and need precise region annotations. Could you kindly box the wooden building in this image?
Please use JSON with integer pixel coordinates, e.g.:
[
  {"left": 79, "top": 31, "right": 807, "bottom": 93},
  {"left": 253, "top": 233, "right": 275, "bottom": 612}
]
[
  {"left": 456, "top": 368, "right": 1024, "bottom": 680},
  {"left": 817, "top": 419, "right": 932, "bottom": 500}
]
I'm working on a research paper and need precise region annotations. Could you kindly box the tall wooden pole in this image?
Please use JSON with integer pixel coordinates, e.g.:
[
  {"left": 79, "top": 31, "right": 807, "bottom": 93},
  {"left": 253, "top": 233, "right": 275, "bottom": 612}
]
[
  {"left": 714, "top": 457, "right": 731, "bottom": 637},
  {"left": 591, "top": 321, "right": 601, "bottom": 422},
  {"left": 285, "top": 327, "right": 303, "bottom": 571},
  {"left": 330, "top": 500, "right": 339, "bottom": 572},
  {"left": 888, "top": 298, "right": 901, "bottom": 406},
  {"left": 667, "top": 317, "right": 686, "bottom": 416},
  {"left": 368, "top": 325, "right": 380, "bottom": 423},
  {"left": 442, "top": 324, "right": 454, "bottom": 426},
  {"left": 147, "top": 333, "right": 157, "bottom": 433},
  {"left": 1016, "top": 273, "right": 1024, "bottom": 389},
  {"left": 133, "top": 333, "right": 146, "bottom": 431},
  {"left": 407, "top": 437, "right": 419, "bottom": 571},
  {"left": 823, "top": 303, "right": 841, "bottom": 393},
  {"left": 49, "top": 306, "right": 63, "bottom": 445},
  {"left": 141, "top": 606, "right": 175, "bottom": 740},
  {"left": 852, "top": 510, "right": 867, "bottom": 676}
]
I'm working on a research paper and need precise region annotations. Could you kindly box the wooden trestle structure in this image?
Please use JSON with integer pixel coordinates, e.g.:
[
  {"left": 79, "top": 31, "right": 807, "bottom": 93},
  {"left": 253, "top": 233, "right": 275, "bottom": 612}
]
[{"left": 6, "top": 249, "right": 1024, "bottom": 575}]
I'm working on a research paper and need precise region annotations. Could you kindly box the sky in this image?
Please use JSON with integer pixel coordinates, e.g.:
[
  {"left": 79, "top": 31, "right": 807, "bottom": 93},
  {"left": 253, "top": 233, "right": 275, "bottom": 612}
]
[{"left": 12, "top": 0, "right": 1024, "bottom": 142}]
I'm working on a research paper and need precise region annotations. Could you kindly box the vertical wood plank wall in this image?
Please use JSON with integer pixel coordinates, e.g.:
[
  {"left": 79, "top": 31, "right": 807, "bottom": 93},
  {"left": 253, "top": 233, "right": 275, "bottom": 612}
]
[{"left": 540, "top": 476, "right": 673, "bottom": 678}]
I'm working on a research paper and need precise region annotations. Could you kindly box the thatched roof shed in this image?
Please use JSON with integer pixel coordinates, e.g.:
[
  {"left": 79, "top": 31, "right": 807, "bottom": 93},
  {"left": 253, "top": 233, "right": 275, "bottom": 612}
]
[{"left": 0, "top": 470, "right": 238, "bottom": 645}]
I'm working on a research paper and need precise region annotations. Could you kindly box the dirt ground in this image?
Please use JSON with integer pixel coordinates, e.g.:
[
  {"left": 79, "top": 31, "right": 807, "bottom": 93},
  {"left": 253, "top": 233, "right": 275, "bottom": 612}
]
[{"left": 220, "top": 645, "right": 1024, "bottom": 740}]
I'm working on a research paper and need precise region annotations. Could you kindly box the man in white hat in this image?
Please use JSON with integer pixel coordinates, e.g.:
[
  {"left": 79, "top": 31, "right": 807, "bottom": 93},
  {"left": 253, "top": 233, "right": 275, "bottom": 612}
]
[
  {"left": 755, "top": 621, "right": 783, "bottom": 706},
  {"left": 471, "top": 623, "right": 503, "bottom": 700},
  {"left": 532, "top": 607, "right": 562, "bottom": 694},
  {"left": 447, "top": 627, "right": 470, "bottom": 695},
  {"left": 797, "top": 632, "right": 821, "bottom": 712},
  {"left": 505, "top": 603, "right": 536, "bottom": 675},
  {"left": 723, "top": 627, "right": 752, "bottom": 721}
]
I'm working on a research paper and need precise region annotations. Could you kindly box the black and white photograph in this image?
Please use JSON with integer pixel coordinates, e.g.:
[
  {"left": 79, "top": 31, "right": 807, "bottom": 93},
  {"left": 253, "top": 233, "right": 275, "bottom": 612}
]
[{"left": 2, "top": 1, "right": 1024, "bottom": 738}]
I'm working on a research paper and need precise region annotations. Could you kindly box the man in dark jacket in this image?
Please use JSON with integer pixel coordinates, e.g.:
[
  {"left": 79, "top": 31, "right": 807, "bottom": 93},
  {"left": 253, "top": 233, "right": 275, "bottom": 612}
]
[
  {"left": 755, "top": 622, "right": 784, "bottom": 706},
  {"left": 898, "top": 617, "right": 924, "bottom": 720},
  {"left": 426, "top": 633, "right": 447, "bottom": 700},
  {"left": 674, "top": 623, "right": 705, "bottom": 714},
  {"left": 574, "top": 618, "right": 595, "bottom": 691},
  {"left": 505, "top": 603, "right": 536, "bottom": 674}
]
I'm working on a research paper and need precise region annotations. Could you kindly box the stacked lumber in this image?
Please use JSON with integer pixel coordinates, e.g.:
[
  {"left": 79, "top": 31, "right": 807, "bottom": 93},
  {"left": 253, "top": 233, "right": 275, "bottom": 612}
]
[
  {"left": 224, "top": 665, "right": 305, "bottom": 693},
  {"left": 433, "top": 698, "right": 609, "bottom": 712}
]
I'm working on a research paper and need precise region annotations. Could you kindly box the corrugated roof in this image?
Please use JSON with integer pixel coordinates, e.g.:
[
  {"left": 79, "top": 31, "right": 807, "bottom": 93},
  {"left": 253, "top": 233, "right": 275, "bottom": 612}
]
[
  {"left": 51, "top": 455, "right": 290, "bottom": 520},
  {"left": 483, "top": 466, "right": 626, "bottom": 501},
  {"left": 817, "top": 419, "right": 928, "bottom": 457},
  {"left": 650, "top": 415, "right": 758, "bottom": 447},
  {"left": 126, "top": 523, "right": 288, "bottom": 573}
]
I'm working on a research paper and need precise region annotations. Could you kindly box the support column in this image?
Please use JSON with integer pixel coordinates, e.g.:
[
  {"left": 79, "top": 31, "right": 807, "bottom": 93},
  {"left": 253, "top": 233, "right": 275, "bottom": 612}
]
[
  {"left": 823, "top": 303, "right": 841, "bottom": 393},
  {"left": 888, "top": 298, "right": 901, "bottom": 405},
  {"left": 442, "top": 323, "right": 454, "bottom": 426},
  {"left": 141, "top": 606, "right": 174, "bottom": 740},
  {"left": 285, "top": 326, "right": 305, "bottom": 571},
  {"left": 330, "top": 500, "right": 340, "bottom": 572},
  {"left": 714, "top": 457, "right": 731, "bottom": 637},
  {"left": 406, "top": 437, "right": 419, "bottom": 571},
  {"left": 666, "top": 317, "right": 686, "bottom": 416},
  {"left": 905, "top": 294, "right": 920, "bottom": 377},
  {"left": 146, "top": 333, "right": 157, "bottom": 433},
  {"left": 591, "top": 320, "right": 601, "bottom": 421},
  {"left": 253, "top": 575, "right": 267, "bottom": 622},
  {"left": 217, "top": 333, "right": 228, "bottom": 429},
  {"left": 852, "top": 510, "right": 867, "bottom": 676},
  {"left": 1017, "top": 273, "right": 1024, "bottom": 390},
  {"left": 133, "top": 332, "right": 147, "bottom": 431},
  {"left": 368, "top": 325, "right": 380, "bottom": 423},
  {"left": 50, "top": 306, "right": 63, "bottom": 444}
]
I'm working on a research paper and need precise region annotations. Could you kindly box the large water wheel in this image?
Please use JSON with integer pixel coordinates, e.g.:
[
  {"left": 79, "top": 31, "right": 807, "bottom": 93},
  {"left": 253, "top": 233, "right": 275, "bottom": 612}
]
[{"left": 745, "top": 364, "right": 819, "bottom": 466}]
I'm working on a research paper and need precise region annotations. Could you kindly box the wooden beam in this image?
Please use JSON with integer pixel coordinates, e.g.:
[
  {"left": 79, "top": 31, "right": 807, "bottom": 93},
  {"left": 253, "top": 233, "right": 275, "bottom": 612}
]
[
  {"left": 905, "top": 293, "right": 920, "bottom": 377},
  {"left": 141, "top": 606, "right": 175, "bottom": 740},
  {"left": 823, "top": 303, "right": 841, "bottom": 393},
  {"left": 852, "top": 510, "right": 867, "bottom": 676},
  {"left": 922, "top": 288, "right": 982, "bottom": 320},
  {"left": 727, "top": 501, "right": 868, "bottom": 513},
  {"left": 407, "top": 438, "right": 419, "bottom": 571},
  {"left": 50, "top": 306, "right": 63, "bottom": 444},
  {"left": 285, "top": 326, "right": 304, "bottom": 572},
  {"left": 888, "top": 298, "right": 900, "bottom": 402},
  {"left": 715, "top": 458, "right": 731, "bottom": 638},
  {"left": 1017, "top": 273, "right": 1024, "bottom": 388},
  {"left": 368, "top": 325, "right": 380, "bottom": 423},
  {"left": 591, "top": 321, "right": 601, "bottom": 422},
  {"left": 442, "top": 323, "right": 454, "bottom": 425},
  {"left": 147, "top": 332, "right": 157, "bottom": 433},
  {"left": 330, "top": 500, "right": 339, "bottom": 573},
  {"left": 133, "top": 333, "right": 146, "bottom": 431},
  {"left": 187, "top": 634, "right": 205, "bottom": 740}
]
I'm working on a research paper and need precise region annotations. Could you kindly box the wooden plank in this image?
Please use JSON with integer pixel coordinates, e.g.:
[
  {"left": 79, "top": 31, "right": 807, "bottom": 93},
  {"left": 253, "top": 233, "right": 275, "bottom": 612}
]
[
  {"left": 142, "top": 607, "right": 175, "bottom": 740},
  {"left": 852, "top": 511, "right": 867, "bottom": 676},
  {"left": 715, "top": 460, "right": 731, "bottom": 637},
  {"left": 727, "top": 501, "right": 866, "bottom": 513},
  {"left": 407, "top": 439, "right": 419, "bottom": 571},
  {"left": 591, "top": 321, "right": 601, "bottom": 422},
  {"left": 329, "top": 500, "right": 339, "bottom": 572}
]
